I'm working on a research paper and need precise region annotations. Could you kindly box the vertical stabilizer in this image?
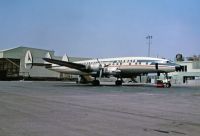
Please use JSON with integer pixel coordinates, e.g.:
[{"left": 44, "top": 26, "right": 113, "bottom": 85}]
[
  {"left": 62, "top": 54, "right": 69, "bottom": 62},
  {"left": 25, "top": 50, "right": 33, "bottom": 69},
  {"left": 44, "top": 52, "right": 52, "bottom": 64},
  {"left": 45, "top": 52, "right": 52, "bottom": 59}
]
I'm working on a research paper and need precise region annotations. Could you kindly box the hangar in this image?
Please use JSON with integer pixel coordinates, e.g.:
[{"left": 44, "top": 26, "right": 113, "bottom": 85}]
[{"left": 0, "top": 46, "right": 87, "bottom": 80}]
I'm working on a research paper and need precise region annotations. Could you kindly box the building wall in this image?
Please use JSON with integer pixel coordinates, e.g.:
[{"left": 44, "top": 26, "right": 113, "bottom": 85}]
[
  {"left": 2, "top": 47, "right": 60, "bottom": 78},
  {"left": 176, "top": 61, "right": 200, "bottom": 72},
  {"left": 20, "top": 48, "right": 59, "bottom": 78},
  {"left": 169, "top": 61, "right": 200, "bottom": 85},
  {"left": 1, "top": 46, "right": 92, "bottom": 79},
  {"left": 0, "top": 52, "right": 3, "bottom": 58}
]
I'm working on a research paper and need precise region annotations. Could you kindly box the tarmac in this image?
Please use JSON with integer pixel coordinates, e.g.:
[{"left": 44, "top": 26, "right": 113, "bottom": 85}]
[{"left": 0, "top": 81, "right": 200, "bottom": 136}]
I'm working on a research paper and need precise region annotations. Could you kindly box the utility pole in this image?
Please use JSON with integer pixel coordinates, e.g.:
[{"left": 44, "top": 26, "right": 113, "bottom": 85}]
[{"left": 146, "top": 35, "right": 152, "bottom": 57}]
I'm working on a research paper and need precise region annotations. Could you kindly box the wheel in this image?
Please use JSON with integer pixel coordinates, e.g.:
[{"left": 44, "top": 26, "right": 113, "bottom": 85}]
[
  {"left": 166, "top": 82, "right": 171, "bottom": 88},
  {"left": 92, "top": 80, "right": 100, "bottom": 86},
  {"left": 115, "top": 80, "right": 122, "bottom": 86}
]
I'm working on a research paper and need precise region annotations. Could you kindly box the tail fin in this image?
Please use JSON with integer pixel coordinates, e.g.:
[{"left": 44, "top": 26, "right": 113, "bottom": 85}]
[
  {"left": 44, "top": 52, "right": 52, "bottom": 64},
  {"left": 25, "top": 51, "right": 53, "bottom": 69},
  {"left": 24, "top": 50, "right": 33, "bottom": 69},
  {"left": 45, "top": 52, "right": 52, "bottom": 59},
  {"left": 62, "top": 54, "right": 69, "bottom": 62},
  {"left": 43, "top": 52, "right": 53, "bottom": 68}
]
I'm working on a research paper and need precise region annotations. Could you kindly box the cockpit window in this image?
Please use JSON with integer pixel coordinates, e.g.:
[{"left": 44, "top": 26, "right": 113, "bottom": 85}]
[{"left": 166, "top": 60, "right": 173, "bottom": 64}]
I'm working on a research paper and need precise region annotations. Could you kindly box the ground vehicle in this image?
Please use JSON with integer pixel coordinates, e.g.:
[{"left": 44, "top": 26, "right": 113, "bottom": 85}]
[{"left": 156, "top": 79, "right": 171, "bottom": 88}]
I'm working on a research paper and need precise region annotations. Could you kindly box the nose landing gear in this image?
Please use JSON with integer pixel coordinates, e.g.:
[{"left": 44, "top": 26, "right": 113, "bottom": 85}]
[{"left": 165, "top": 82, "right": 171, "bottom": 88}]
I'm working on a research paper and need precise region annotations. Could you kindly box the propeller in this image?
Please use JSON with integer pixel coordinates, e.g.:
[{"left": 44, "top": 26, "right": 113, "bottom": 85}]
[
  {"left": 96, "top": 59, "right": 111, "bottom": 78},
  {"left": 97, "top": 58, "right": 103, "bottom": 78}
]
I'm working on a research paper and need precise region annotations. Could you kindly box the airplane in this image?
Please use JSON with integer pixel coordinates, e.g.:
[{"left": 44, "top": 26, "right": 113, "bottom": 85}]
[
  {"left": 43, "top": 56, "right": 180, "bottom": 87},
  {"left": 24, "top": 50, "right": 180, "bottom": 87}
]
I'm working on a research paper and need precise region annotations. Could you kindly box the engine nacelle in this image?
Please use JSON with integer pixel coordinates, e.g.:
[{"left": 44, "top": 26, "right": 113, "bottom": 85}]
[
  {"left": 86, "top": 64, "right": 101, "bottom": 72},
  {"left": 104, "top": 67, "right": 121, "bottom": 76}
]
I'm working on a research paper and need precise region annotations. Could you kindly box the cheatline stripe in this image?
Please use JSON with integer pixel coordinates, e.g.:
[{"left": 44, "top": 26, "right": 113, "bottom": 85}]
[
  {"left": 50, "top": 64, "right": 175, "bottom": 69},
  {"left": 108, "top": 64, "right": 174, "bottom": 68}
]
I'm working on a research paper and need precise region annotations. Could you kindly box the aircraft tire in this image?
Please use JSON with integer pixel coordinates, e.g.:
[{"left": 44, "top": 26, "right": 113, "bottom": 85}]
[
  {"left": 166, "top": 82, "right": 171, "bottom": 88},
  {"left": 115, "top": 80, "right": 122, "bottom": 86},
  {"left": 92, "top": 80, "right": 100, "bottom": 86}
]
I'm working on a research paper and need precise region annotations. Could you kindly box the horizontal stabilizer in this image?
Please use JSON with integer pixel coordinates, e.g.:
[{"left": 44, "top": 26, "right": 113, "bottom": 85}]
[
  {"left": 26, "top": 63, "right": 52, "bottom": 68},
  {"left": 32, "top": 63, "right": 51, "bottom": 67}
]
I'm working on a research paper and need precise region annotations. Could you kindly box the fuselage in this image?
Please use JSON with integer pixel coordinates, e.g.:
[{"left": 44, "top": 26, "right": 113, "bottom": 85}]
[{"left": 49, "top": 56, "right": 177, "bottom": 77}]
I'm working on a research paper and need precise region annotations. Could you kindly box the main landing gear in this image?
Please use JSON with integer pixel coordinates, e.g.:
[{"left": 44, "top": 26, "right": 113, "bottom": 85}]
[
  {"left": 163, "top": 73, "right": 171, "bottom": 88},
  {"left": 92, "top": 79, "right": 100, "bottom": 86},
  {"left": 115, "top": 78, "right": 123, "bottom": 86},
  {"left": 92, "top": 76, "right": 100, "bottom": 86},
  {"left": 91, "top": 78, "right": 123, "bottom": 86},
  {"left": 165, "top": 82, "right": 171, "bottom": 88},
  {"left": 115, "top": 80, "right": 122, "bottom": 86}
]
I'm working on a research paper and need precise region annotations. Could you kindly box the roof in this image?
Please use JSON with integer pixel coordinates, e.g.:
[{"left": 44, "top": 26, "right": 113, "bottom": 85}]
[
  {"left": 0, "top": 46, "right": 54, "bottom": 53},
  {"left": 0, "top": 46, "right": 91, "bottom": 61}
]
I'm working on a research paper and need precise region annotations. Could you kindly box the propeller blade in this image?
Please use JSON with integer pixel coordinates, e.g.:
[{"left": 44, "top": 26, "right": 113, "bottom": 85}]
[
  {"left": 96, "top": 58, "right": 102, "bottom": 68},
  {"left": 96, "top": 58, "right": 106, "bottom": 78},
  {"left": 99, "top": 69, "right": 103, "bottom": 78}
]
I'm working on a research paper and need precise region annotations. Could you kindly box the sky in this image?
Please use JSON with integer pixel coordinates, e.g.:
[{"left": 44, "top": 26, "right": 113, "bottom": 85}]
[{"left": 0, "top": 0, "right": 200, "bottom": 60}]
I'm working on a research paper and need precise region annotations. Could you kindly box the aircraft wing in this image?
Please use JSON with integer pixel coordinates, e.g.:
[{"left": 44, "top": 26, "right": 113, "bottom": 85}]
[{"left": 43, "top": 58, "right": 89, "bottom": 72}]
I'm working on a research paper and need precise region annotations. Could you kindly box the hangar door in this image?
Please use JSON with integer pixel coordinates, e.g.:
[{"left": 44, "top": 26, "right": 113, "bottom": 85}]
[{"left": 0, "top": 58, "right": 20, "bottom": 80}]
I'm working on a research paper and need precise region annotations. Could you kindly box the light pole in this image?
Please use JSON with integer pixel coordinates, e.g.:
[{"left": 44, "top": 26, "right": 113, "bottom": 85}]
[{"left": 146, "top": 35, "right": 152, "bottom": 57}]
